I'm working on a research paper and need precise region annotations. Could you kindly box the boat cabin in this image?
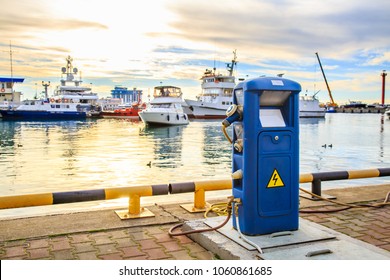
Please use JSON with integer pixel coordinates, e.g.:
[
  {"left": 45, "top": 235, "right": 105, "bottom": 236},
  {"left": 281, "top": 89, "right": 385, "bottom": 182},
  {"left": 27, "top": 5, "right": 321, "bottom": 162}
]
[{"left": 153, "top": 86, "right": 183, "bottom": 98}]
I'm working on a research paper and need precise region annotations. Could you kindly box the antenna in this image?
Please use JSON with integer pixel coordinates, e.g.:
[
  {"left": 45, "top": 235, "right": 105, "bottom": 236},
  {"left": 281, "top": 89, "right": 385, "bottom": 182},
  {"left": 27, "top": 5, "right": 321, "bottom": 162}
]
[{"left": 226, "top": 49, "right": 238, "bottom": 76}]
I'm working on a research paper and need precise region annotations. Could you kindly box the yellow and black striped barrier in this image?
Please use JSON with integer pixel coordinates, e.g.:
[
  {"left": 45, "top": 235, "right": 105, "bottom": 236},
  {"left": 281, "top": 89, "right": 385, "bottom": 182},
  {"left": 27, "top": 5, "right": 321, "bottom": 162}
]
[
  {"left": 170, "top": 167, "right": 390, "bottom": 211},
  {"left": 170, "top": 179, "right": 232, "bottom": 212},
  {"left": 0, "top": 168, "right": 388, "bottom": 216},
  {"left": 299, "top": 168, "right": 390, "bottom": 197},
  {"left": 0, "top": 184, "right": 169, "bottom": 219}
]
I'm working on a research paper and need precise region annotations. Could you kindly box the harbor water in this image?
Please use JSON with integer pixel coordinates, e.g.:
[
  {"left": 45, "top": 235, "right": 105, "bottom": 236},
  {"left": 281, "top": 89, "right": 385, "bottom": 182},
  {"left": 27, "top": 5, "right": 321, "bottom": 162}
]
[{"left": 0, "top": 113, "right": 389, "bottom": 215}]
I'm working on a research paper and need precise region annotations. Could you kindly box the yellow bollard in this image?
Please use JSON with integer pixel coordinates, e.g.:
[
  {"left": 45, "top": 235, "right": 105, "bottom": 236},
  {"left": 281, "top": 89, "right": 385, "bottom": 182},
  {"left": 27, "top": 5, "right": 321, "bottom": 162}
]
[
  {"left": 181, "top": 180, "right": 231, "bottom": 213},
  {"left": 110, "top": 186, "right": 155, "bottom": 219}
]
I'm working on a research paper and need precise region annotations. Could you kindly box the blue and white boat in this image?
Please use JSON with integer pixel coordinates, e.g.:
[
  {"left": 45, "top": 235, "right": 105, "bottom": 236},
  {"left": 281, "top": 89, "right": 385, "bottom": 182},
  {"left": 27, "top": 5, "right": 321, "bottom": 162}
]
[
  {"left": 0, "top": 99, "right": 87, "bottom": 120},
  {"left": 52, "top": 56, "right": 100, "bottom": 116},
  {"left": 0, "top": 56, "right": 98, "bottom": 120}
]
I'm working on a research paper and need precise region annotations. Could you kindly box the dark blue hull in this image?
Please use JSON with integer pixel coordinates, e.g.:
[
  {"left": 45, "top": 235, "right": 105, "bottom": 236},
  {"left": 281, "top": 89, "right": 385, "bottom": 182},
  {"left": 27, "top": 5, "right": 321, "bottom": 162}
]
[{"left": 0, "top": 110, "right": 87, "bottom": 120}]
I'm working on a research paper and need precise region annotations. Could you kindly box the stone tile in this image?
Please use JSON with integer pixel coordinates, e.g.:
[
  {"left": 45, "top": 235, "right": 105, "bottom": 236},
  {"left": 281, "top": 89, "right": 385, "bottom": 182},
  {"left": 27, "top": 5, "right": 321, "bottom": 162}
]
[
  {"left": 96, "top": 244, "right": 120, "bottom": 255},
  {"left": 120, "top": 246, "right": 146, "bottom": 258},
  {"left": 349, "top": 218, "right": 370, "bottom": 227},
  {"left": 130, "top": 231, "right": 153, "bottom": 241},
  {"left": 160, "top": 241, "right": 182, "bottom": 252},
  {"left": 174, "top": 235, "right": 194, "bottom": 245},
  {"left": 51, "top": 240, "right": 73, "bottom": 251},
  {"left": 125, "top": 255, "right": 148, "bottom": 260},
  {"left": 76, "top": 251, "right": 100, "bottom": 260},
  {"left": 73, "top": 242, "right": 95, "bottom": 253},
  {"left": 192, "top": 250, "right": 214, "bottom": 260},
  {"left": 3, "top": 240, "right": 27, "bottom": 247},
  {"left": 138, "top": 239, "right": 160, "bottom": 250},
  {"left": 358, "top": 235, "right": 387, "bottom": 246},
  {"left": 51, "top": 249, "right": 75, "bottom": 260},
  {"left": 110, "top": 230, "right": 129, "bottom": 239},
  {"left": 184, "top": 243, "right": 207, "bottom": 254},
  {"left": 337, "top": 227, "right": 365, "bottom": 238},
  {"left": 3, "top": 246, "right": 27, "bottom": 258},
  {"left": 69, "top": 233, "right": 91, "bottom": 243},
  {"left": 115, "top": 237, "right": 136, "bottom": 248},
  {"left": 144, "top": 248, "right": 171, "bottom": 260},
  {"left": 99, "top": 253, "right": 123, "bottom": 260},
  {"left": 92, "top": 236, "right": 114, "bottom": 246},
  {"left": 169, "top": 250, "right": 195, "bottom": 260},
  {"left": 344, "top": 223, "right": 366, "bottom": 232},
  {"left": 151, "top": 233, "right": 173, "bottom": 243},
  {"left": 145, "top": 226, "right": 165, "bottom": 235},
  {"left": 28, "top": 248, "right": 51, "bottom": 259},
  {"left": 28, "top": 239, "right": 50, "bottom": 249}
]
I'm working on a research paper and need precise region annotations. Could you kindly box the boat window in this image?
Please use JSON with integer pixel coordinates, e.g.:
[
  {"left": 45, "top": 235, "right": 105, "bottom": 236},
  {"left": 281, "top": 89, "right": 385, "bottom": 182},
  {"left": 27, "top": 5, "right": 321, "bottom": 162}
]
[
  {"left": 203, "top": 88, "right": 222, "bottom": 95},
  {"left": 152, "top": 104, "right": 170, "bottom": 108},
  {"left": 56, "top": 105, "right": 61, "bottom": 108},
  {"left": 51, "top": 105, "right": 55, "bottom": 108},
  {"left": 223, "top": 89, "right": 233, "bottom": 96}
]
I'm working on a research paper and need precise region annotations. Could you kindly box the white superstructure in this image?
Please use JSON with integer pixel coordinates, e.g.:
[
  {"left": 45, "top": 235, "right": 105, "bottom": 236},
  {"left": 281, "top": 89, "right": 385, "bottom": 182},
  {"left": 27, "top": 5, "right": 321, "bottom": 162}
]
[
  {"left": 185, "top": 51, "right": 237, "bottom": 119},
  {"left": 139, "top": 86, "right": 189, "bottom": 126}
]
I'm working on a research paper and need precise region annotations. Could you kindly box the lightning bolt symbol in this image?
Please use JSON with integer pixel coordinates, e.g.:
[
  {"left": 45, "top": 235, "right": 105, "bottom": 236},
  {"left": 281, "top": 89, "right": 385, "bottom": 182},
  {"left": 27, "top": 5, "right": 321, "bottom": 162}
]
[{"left": 272, "top": 173, "right": 278, "bottom": 185}]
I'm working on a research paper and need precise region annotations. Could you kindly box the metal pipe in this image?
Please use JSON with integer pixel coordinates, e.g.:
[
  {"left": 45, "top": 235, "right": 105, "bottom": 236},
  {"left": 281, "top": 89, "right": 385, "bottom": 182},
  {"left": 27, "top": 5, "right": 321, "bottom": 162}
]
[
  {"left": 0, "top": 184, "right": 169, "bottom": 210},
  {"left": 0, "top": 168, "right": 388, "bottom": 210}
]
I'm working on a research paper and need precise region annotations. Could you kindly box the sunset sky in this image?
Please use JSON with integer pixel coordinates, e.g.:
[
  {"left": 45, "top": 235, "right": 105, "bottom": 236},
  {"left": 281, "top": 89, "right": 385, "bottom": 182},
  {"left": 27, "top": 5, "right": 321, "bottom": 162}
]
[{"left": 1, "top": 0, "right": 389, "bottom": 104}]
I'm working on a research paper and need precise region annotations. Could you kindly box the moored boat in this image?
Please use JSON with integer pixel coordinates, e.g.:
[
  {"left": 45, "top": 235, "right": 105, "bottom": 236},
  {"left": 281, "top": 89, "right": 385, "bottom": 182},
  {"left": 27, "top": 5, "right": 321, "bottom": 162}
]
[
  {"left": 101, "top": 102, "right": 146, "bottom": 119},
  {"left": 185, "top": 51, "right": 237, "bottom": 119},
  {"left": 299, "top": 94, "right": 326, "bottom": 118},
  {"left": 139, "top": 86, "right": 189, "bottom": 126},
  {"left": 53, "top": 56, "right": 100, "bottom": 116},
  {"left": 0, "top": 99, "right": 87, "bottom": 120}
]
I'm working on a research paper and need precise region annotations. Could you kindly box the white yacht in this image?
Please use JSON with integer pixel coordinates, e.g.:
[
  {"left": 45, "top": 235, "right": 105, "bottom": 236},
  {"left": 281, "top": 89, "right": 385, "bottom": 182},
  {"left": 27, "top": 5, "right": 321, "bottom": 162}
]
[
  {"left": 139, "top": 86, "right": 189, "bottom": 126},
  {"left": 299, "top": 94, "right": 326, "bottom": 118},
  {"left": 53, "top": 56, "right": 100, "bottom": 116},
  {"left": 185, "top": 51, "right": 237, "bottom": 119}
]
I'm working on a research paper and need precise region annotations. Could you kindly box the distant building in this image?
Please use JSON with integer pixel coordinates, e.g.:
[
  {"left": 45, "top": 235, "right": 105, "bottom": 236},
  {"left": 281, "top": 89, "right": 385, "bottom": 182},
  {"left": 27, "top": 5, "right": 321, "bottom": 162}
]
[
  {"left": 110, "top": 86, "right": 142, "bottom": 104},
  {"left": 0, "top": 77, "right": 25, "bottom": 103}
]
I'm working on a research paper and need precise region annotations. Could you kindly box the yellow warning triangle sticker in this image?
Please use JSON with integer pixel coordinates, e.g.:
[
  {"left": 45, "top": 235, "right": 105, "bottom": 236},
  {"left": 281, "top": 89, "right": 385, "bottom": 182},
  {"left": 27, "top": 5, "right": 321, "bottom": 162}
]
[{"left": 267, "top": 169, "right": 285, "bottom": 188}]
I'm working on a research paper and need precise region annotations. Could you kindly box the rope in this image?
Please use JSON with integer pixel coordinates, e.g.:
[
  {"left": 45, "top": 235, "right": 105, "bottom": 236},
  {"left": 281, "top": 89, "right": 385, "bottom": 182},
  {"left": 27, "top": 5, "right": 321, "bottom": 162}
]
[{"left": 168, "top": 197, "right": 234, "bottom": 237}]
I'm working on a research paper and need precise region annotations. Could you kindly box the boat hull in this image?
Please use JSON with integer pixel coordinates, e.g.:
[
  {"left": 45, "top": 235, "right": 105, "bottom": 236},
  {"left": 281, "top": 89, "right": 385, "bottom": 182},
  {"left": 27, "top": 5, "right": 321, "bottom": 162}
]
[
  {"left": 0, "top": 109, "right": 86, "bottom": 120},
  {"left": 299, "top": 110, "right": 326, "bottom": 118},
  {"left": 185, "top": 100, "right": 227, "bottom": 119},
  {"left": 139, "top": 111, "right": 189, "bottom": 126}
]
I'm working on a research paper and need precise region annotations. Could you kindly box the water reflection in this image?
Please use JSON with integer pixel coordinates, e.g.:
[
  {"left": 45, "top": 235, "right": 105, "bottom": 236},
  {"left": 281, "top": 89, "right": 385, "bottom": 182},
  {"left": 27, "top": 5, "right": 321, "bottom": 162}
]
[
  {"left": 0, "top": 115, "right": 389, "bottom": 198},
  {"left": 201, "top": 122, "right": 231, "bottom": 165},
  {"left": 139, "top": 125, "right": 185, "bottom": 168}
]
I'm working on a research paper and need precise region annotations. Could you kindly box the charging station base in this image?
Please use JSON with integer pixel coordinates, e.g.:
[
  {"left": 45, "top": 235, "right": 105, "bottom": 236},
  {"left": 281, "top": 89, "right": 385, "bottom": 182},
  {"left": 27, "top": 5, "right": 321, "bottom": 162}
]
[{"left": 183, "top": 217, "right": 390, "bottom": 260}]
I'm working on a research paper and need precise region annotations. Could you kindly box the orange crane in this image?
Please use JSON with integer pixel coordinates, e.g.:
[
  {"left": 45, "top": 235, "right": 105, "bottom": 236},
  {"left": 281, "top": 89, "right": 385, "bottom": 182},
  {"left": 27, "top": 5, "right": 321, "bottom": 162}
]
[{"left": 315, "top": 52, "right": 337, "bottom": 107}]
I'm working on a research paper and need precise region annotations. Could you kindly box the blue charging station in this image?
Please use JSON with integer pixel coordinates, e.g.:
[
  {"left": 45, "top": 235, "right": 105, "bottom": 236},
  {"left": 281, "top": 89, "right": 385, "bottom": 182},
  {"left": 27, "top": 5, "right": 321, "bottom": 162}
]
[{"left": 225, "top": 76, "right": 301, "bottom": 235}]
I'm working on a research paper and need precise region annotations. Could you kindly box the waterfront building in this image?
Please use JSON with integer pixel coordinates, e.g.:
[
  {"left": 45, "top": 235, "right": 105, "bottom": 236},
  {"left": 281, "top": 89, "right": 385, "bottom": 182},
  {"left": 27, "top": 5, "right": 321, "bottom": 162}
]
[
  {"left": 0, "top": 77, "right": 24, "bottom": 104},
  {"left": 110, "top": 86, "right": 142, "bottom": 104}
]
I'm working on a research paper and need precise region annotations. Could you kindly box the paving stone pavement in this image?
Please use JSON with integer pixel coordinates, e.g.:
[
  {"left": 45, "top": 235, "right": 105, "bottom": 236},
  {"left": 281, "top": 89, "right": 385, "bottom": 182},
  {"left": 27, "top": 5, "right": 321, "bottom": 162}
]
[
  {"left": 0, "top": 224, "right": 215, "bottom": 260},
  {"left": 300, "top": 199, "right": 390, "bottom": 252},
  {"left": 0, "top": 184, "right": 389, "bottom": 260}
]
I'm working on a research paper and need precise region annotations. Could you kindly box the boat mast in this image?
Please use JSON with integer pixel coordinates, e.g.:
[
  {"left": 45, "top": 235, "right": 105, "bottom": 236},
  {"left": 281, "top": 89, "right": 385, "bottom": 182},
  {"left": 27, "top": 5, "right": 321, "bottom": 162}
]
[
  {"left": 8, "top": 42, "right": 15, "bottom": 101},
  {"left": 226, "top": 50, "right": 238, "bottom": 76},
  {"left": 315, "top": 52, "right": 336, "bottom": 106}
]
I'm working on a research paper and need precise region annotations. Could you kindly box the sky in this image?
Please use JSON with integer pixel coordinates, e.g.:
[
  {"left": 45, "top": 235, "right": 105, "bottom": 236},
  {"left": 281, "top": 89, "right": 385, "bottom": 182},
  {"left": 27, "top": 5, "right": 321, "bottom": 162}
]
[{"left": 0, "top": 0, "right": 389, "bottom": 105}]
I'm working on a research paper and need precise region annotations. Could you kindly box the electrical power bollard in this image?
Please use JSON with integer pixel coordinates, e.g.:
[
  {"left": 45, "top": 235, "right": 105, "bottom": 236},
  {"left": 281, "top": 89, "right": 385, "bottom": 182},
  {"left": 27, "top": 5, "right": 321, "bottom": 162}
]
[{"left": 223, "top": 76, "right": 301, "bottom": 235}]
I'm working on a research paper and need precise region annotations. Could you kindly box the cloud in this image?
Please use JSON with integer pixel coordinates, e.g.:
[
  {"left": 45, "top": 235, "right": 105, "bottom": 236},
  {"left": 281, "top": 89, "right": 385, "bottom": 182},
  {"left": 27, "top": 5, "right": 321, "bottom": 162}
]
[
  {"left": 0, "top": 0, "right": 107, "bottom": 40},
  {"left": 165, "top": 0, "right": 390, "bottom": 61}
]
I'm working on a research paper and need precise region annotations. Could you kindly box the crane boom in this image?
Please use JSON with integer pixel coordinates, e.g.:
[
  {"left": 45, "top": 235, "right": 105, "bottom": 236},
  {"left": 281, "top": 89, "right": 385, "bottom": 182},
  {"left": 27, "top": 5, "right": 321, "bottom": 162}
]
[{"left": 315, "top": 52, "right": 336, "bottom": 106}]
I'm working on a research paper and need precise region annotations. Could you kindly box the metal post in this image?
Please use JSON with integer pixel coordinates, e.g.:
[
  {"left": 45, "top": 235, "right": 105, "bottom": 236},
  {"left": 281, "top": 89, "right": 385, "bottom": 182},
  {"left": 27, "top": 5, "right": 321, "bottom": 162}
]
[
  {"left": 311, "top": 179, "right": 322, "bottom": 198},
  {"left": 381, "top": 70, "right": 387, "bottom": 106}
]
